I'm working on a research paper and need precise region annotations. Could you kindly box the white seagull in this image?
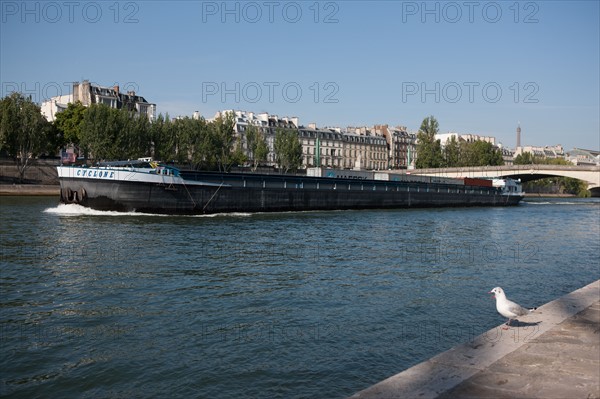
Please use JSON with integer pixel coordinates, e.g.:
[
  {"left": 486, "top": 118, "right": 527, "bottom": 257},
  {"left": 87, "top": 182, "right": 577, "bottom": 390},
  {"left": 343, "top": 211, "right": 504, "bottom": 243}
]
[{"left": 489, "top": 287, "right": 536, "bottom": 329}]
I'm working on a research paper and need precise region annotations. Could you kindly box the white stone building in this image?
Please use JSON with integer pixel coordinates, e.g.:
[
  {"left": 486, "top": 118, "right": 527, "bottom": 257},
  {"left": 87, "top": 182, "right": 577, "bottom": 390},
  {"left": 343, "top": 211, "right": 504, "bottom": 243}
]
[
  {"left": 40, "top": 93, "right": 73, "bottom": 121},
  {"left": 41, "top": 80, "right": 156, "bottom": 122}
]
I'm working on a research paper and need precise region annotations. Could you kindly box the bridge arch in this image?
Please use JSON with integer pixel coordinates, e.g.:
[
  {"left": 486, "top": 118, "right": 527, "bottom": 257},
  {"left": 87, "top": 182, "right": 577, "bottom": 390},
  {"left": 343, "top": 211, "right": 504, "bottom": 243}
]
[{"left": 402, "top": 165, "right": 600, "bottom": 194}]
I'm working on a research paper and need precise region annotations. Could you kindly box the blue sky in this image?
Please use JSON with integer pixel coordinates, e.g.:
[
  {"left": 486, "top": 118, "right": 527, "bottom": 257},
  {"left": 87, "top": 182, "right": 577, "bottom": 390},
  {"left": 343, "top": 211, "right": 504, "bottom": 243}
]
[{"left": 1, "top": 1, "right": 599, "bottom": 150}]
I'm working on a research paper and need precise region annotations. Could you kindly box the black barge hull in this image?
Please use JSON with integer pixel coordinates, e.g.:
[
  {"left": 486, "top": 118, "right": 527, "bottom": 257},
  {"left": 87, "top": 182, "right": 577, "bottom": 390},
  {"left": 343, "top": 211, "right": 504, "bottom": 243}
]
[{"left": 59, "top": 171, "right": 523, "bottom": 215}]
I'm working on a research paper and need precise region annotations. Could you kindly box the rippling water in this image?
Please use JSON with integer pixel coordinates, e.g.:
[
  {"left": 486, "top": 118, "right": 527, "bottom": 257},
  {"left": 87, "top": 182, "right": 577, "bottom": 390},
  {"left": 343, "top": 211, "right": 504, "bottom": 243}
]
[{"left": 1, "top": 196, "right": 599, "bottom": 398}]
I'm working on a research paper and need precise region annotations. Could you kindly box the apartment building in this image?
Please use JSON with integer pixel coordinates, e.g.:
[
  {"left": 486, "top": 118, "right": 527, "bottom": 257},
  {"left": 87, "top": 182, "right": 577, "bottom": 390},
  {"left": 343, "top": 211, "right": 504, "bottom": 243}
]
[
  {"left": 216, "top": 110, "right": 412, "bottom": 171},
  {"left": 41, "top": 80, "right": 156, "bottom": 122}
]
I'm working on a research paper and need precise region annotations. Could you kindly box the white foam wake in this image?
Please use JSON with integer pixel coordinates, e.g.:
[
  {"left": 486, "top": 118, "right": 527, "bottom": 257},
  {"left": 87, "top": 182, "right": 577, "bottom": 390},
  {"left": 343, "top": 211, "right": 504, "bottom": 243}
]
[
  {"left": 43, "top": 204, "right": 252, "bottom": 218},
  {"left": 524, "top": 200, "right": 597, "bottom": 206}
]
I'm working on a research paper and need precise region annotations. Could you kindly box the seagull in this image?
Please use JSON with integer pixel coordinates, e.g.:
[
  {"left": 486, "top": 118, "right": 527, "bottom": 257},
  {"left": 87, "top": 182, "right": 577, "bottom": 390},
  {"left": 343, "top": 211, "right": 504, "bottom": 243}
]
[{"left": 489, "top": 287, "right": 536, "bottom": 329}]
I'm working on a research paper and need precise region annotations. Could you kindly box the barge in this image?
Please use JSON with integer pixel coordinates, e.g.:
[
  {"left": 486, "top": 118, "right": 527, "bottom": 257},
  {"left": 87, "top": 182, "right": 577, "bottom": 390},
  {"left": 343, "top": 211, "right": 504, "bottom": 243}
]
[{"left": 56, "top": 161, "right": 524, "bottom": 215}]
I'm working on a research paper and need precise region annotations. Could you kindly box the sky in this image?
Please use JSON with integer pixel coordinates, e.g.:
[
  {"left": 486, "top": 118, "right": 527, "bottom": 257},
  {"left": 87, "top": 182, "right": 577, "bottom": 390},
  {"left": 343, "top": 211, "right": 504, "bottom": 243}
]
[{"left": 1, "top": 0, "right": 599, "bottom": 151}]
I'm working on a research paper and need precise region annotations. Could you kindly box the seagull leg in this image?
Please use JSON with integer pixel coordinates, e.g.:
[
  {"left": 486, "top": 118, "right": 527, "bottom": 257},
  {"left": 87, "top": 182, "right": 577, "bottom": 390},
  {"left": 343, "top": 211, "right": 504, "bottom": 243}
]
[{"left": 502, "top": 319, "right": 511, "bottom": 330}]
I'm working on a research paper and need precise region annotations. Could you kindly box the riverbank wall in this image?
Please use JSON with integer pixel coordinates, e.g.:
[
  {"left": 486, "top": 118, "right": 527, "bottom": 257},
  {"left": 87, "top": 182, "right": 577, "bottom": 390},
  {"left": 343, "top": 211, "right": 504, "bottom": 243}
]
[
  {"left": 0, "top": 185, "right": 59, "bottom": 196},
  {"left": 0, "top": 159, "right": 59, "bottom": 185},
  {"left": 350, "top": 280, "right": 600, "bottom": 399}
]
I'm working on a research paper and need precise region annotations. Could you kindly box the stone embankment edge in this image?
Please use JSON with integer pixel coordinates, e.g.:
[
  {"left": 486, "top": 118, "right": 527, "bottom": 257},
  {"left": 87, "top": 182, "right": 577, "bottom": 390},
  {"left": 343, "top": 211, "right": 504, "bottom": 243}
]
[
  {"left": 349, "top": 279, "right": 600, "bottom": 399},
  {"left": 0, "top": 185, "right": 60, "bottom": 196}
]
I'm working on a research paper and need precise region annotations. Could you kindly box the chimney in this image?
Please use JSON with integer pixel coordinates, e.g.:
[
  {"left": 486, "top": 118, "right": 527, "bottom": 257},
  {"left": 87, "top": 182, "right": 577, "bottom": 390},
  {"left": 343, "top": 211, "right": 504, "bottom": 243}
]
[{"left": 114, "top": 85, "right": 119, "bottom": 94}]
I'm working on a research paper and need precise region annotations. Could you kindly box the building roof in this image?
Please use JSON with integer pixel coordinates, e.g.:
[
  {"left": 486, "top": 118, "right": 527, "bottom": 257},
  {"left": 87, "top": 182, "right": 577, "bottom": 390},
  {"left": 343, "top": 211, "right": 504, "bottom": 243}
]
[{"left": 569, "top": 148, "right": 600, "bottom": 157}]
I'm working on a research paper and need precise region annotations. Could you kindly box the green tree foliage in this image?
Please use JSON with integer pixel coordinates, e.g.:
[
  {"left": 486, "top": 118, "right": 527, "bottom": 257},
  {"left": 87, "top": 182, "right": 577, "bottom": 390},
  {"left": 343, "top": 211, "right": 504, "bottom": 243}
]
[
  {"left": 210, "top": 112, "right": 242, "bottom": 172},
  {"left": 457, "top": 140, "right": 504, "bottom": 167},
  {"left": 150, "top": 113, "right": 175, "bottom": 162},
  {"left": 120, "top": 106, "right": 152, "bottom": 159},
  {"left": 80, "top": 104, "right": 245, "bottom": 171},
  {"left": 147, "top": 112, "right": 243, "bottom": 171},
  {"left": 415, "top": 114, "right": 504, "bottom": 168},
  {"left": 416, "top": 116, "right": 504, "bottom": 168},
  {"left": 562, "top": 178, "right": 590, "bottom": 197},
  {"left": 443, "top": 135, "right": 460, "bottom": 167},
  {"left": 437, "top": 135, "right": 505, "bottom": 167},
  {"left": 245, "top": 124, "right": 269, "bottom": 171},
  {"left": 172, "top": 117, "right": 200, "bottom": 167},
  {"left": 0, "top": 96, "right": 265, "bottom": 174},
  {"left": 80, "top": 104, "right": 152, "bottom": 161},
  {"left": 513, "top": 152, "right": 537, "bottom": 165},
  {"left": 415, "top": 116, "right": 443, "bottom": 168},
  {"left": 53, "top": 101, "right": 87, "bottom": 146},
  {"left": 80, "top": 104, "right": 117, "bottom": 160},
  {"left": 0, "top": 92, "right": 54, "bottom": 181},
  {"left": 274, "top": 128, "right": 302, "bottom": 173}
]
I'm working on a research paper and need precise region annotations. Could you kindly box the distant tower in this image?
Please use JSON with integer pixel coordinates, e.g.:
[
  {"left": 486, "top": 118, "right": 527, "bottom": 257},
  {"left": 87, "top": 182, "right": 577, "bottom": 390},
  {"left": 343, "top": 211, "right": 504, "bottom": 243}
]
[{"left": 516, "top": 122, "right": 521, "bottom": 148}]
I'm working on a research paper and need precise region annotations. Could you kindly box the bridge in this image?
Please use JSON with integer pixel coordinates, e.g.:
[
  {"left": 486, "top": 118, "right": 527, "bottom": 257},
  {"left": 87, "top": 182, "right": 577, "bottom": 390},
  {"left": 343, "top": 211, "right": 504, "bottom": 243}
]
[{"left": 398, "top": 165, "right": 600, "bottom": 196}]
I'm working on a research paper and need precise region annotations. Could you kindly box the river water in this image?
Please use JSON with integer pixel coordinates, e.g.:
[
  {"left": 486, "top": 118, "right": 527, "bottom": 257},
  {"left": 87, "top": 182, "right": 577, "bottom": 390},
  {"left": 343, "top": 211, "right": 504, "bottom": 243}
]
[{"left": 1, "top": 196, "right": 599, "bottom": 398}]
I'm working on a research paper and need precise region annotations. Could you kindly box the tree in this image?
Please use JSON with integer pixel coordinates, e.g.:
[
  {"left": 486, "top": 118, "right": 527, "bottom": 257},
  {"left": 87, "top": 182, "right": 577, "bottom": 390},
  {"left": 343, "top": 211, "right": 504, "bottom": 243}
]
[
  {"left": 230, "top": 136, "right": 247, "bottom": 169},
  {"left": 79, "top": 104, "right": 154, "bottom": 161},
  {"left": 513, "top": 152, "right": 537, "bottom": 165},
  {"left": 168, "top": 117, "right": 198, "bottom": 167},
  {"left": 53, "top": 101, "right": 87, "bottom": 146},
  {"left": 148, "top": 114, "right": 246, "bottom": 171},
  {"left": 274, "top": 128, "right": 302, "bottom": 173},
  {"left": 150, "top": 113, "right": 173, "bottom": 161},
  {"left": 460, "top": 140, "right": 504, "bottom": 167},
  {"left": 79, "top": 104, "right": 118, "bottom": 160},
  {"left": 209, "top": 112, "right": 238, "bottom": 172},
  {"left": 415, "top": 116, "right": 443, "bottom": 168},
  {"left": 562, "top": 177, "right": 590, "bottom": 197},
  {"left": 483, "top": 142, "right": 504, "bottom": 166},
  {"left": 440, "top": 134, "right": 505, "bottom": 167},
  {"left": 443, "top": 135, "right": 460, "bottom": 167},
  {"left": 245, "top": 124, "right": 269, "bottom": 171},
  {"left": 187, "top": 117, "right": 212, "bottom": 169},
  {"left": 118, "top": 107, "right": 152, "bottom": 160},
  {"left": 0, "top": 92, "right": 54, "bottom": 182}
]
